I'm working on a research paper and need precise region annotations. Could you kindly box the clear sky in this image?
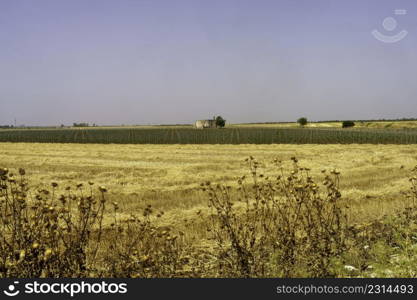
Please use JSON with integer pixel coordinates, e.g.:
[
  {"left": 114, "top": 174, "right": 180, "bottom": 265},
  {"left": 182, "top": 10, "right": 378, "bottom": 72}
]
[{"left": 1, "top": 0, "right": 416, "bottom": 126}]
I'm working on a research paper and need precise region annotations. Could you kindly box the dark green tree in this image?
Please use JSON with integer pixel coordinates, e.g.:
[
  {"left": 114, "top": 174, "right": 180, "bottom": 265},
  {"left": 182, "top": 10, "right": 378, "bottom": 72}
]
[
  {"left": 215, "top": 116, "right": 226, "bottom": 128},
  {"left": 342, "top": 121, "right": 355, "bottom": 128},
  {"left": 297, "top": 117, "right": 308, "bottom": 127}
]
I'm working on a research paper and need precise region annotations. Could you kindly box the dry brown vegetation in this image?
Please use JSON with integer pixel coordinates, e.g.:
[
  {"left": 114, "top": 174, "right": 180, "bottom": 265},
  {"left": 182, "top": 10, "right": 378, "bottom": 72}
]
[
  {"left": 231, "top": 120, "right": 417, "bottom": 129},
  {"left": 1, "top": 143, "right": 417, "bottom": 277},
  {"left": 0, "top": 143, "right": 415, "bottom": 224}
]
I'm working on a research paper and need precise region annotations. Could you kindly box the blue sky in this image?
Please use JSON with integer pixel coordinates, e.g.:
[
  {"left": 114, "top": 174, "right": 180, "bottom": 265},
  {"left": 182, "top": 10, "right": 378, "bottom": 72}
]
[{"left": 0, "top": 0, "right": 416, "bottom": 126}]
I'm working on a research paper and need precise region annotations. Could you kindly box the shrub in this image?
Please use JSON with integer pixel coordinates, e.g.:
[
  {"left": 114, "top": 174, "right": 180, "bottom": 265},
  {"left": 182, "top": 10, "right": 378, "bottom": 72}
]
[
  {"left": 215, "top": 116, "right": 226, "bottom": 128},
  {"left": 297, "top": 117, "right": 308, "bottom": 126},
  {"left": 73, "top": 123, "right": 89, "bottom": 127},
  {"left": 0, "top": 168, "right": 106, "bottom": 277},
  {"left": 342, "top": 121, "right": 355, "bottom": 128},
  {"left": 102, "top": 208, "right": 195, "bottom": 278},
  {"left": 0, "top": 168, "right": 195, "bottom": 278},
  {"left": 202, "top": 157, "right": 348, "bottom": 277}
]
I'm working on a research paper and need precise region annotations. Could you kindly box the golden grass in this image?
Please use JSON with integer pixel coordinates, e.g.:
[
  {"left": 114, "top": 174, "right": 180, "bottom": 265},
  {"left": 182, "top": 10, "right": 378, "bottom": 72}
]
[
  {"left": 231, "top": 120, "right": 417, "bottom": 129},
  {"left": 2, "top": 142, "right": 417, "bottom": 277},
  {"left": 0, "top": 142, "right": 416, "bottom": 229}
]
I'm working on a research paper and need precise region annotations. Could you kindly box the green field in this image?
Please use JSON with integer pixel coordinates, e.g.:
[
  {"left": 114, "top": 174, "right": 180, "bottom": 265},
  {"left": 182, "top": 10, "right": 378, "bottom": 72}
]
[{"left": 1, "top": 127, "right": 417, "bottom": 144}]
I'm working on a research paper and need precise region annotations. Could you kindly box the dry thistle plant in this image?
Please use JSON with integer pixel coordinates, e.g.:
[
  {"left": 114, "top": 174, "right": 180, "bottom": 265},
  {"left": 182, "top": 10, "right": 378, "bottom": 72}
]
[
  {"left": 101, "top": 206, "right": 196, "bottom": 278},
  {"left": 0, "top": 167, "right": 204, "bottom": 278},
  {"left": 407, "top": 166, "right": 417, "bottom": 207},
  {"left": 0, "top": 168, "right": 106, "bottom": 277},
  {"left": 202, "top": 157, "right": 348, "bottom": 277}
]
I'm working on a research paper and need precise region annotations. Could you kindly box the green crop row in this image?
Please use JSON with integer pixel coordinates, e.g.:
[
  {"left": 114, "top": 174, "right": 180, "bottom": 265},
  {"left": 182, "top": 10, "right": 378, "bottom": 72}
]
[{"left": 0, "top": 128, "right": 417, "bottom": 144}]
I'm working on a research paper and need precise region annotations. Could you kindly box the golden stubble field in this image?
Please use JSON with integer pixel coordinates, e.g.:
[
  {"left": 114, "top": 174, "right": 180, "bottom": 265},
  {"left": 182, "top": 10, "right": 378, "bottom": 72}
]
[{"left": 0, "top": 142, "right": 416, "bottom": 231}]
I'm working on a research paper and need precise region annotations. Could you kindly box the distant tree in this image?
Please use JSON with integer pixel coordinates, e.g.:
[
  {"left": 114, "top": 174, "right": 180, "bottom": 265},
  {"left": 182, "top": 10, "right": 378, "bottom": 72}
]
[
  {"left": 215, "top": 116, "right": 226, "bottom": 128},
  {"left": 73, "top": 122, "right": 89, "bottom": 127},
  {"left": 297, "top": 117, "right": 308, "bottom": 127},
  {"left": 342, "top": 121, "right": 355, "bottom": 128}
]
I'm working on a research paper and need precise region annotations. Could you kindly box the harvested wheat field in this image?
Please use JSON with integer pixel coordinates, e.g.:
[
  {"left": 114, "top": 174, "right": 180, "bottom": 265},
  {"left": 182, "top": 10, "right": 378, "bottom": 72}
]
[
  {"left": 1, "top": 142, "right": 417, "bottom": 277},
  {"left": 0, "top": 142, "right": 416, "bottom": 223}
]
